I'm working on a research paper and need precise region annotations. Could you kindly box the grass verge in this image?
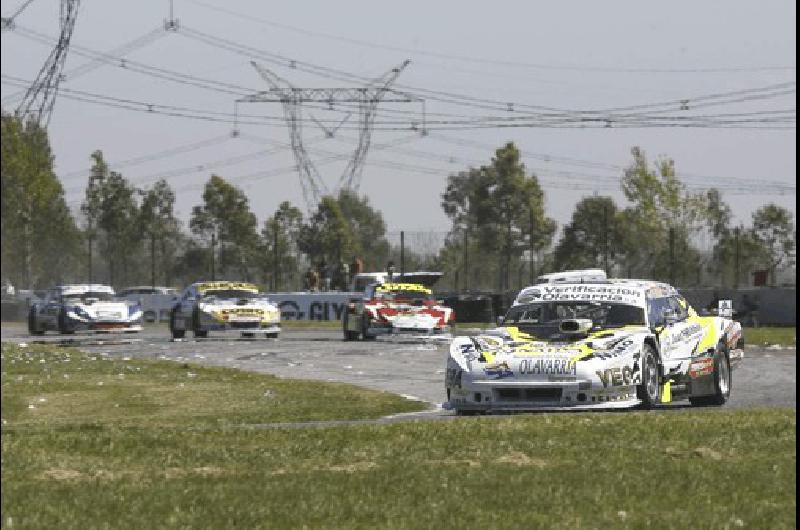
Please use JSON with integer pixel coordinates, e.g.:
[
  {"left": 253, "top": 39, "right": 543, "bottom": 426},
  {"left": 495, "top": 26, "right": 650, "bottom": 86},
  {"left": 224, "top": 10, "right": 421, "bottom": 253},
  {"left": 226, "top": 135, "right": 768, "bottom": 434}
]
[
  {"left": 2, "top": 345, "right": 795, "bottom": 529},
  {"left": 744, "top": 326, "right": 796, "bottom": 347}
]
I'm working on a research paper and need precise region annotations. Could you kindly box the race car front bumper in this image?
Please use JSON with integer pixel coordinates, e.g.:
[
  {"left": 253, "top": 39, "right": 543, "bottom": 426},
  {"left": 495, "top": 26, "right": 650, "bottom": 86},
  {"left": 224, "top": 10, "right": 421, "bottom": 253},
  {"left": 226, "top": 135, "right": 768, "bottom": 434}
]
[
  {"left": 200, "top": 321, "right": 281, "bottom": 334},
  {"left": 367, "top": 324, "right": 449, "bottom": 336},
  {"left": 71, "top": 321, "right": 143, "bottom": 333},
  {"left": 446, "top": 378, "right": 640, "bottom": 412}
]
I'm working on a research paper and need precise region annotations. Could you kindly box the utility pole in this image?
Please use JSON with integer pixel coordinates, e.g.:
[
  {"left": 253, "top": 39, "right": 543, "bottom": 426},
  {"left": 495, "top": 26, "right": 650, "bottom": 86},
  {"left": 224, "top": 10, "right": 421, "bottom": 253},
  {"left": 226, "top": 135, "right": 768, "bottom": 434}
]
[
  {"left": 272, "top": 211, "right": 282, "bottom": 291},
  {"left": 150, "top": 231, "right": 156, "bottom": 289},
  {"left": 463, "top": 227, "right": 469, "bottom": 291},
  {"left": 210, "top": 232, "right": 216, "bottom": 281},
  {"left": 87, "top": 217, "right": 93, "bottom": 283},
  {"left": 400, "top": 231, "right": 405, "bottom": 277},
  {"left": 602, "top": 201, "right": 610, "bottom": 275},
  {"left": 529, "top": 205, "right": 535, "bottom": 284},
  {"left": 733, "top": 226, "right": 741, "bottom": 290},
  {"left": 668, "top": 226, "right": 676, "bottom": 285}
]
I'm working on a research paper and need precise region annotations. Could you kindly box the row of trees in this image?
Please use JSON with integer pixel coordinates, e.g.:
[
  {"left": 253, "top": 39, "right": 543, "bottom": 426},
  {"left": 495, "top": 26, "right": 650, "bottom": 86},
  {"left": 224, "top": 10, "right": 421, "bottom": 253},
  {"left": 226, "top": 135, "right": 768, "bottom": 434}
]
[{"left": 1, "top": 113, "right": 795, "bottom": 292}]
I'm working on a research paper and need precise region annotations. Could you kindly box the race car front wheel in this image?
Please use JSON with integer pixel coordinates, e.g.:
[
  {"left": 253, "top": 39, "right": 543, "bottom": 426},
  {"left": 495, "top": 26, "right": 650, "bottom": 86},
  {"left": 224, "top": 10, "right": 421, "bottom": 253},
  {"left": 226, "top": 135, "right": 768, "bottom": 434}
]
[
  {"left": 192, "top": 308, "right": 208, "bottom": 338},
  {"left": 690, "top": 344, "right": 731, "bottom": 407},
  {"left": 169, "top": 309, "right": 185, "bottom": 339},
  {"left": 58, "top": 309, "right": 75, "bottom": 335},
  {"left": 636, "top": 343, "right": 661, "bottom": 409},
  {"left": 360, "top": 315, "right": 375, "bottom": 341},
  {"left": 28, "top": 307, "right": 44, "bottom": 335},
  {"left": 342, "top": 312, "right": 359, "bottom": 341}
]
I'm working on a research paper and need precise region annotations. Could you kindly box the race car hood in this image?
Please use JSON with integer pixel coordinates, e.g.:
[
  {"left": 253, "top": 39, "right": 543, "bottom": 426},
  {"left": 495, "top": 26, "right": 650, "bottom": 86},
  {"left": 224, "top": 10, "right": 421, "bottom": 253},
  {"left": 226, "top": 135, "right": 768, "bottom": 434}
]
[
  {"left": 66, "top": 301, "right": 136, "bottom": 321},
  {"left": 449, "top": 326, "right": 648, "bottom": 379},
  {"left": 367, "top": 301, "right": 452, "bottom": 328},
  {"left": 197, "top": 298, "right": 280, "bottom": 320}
]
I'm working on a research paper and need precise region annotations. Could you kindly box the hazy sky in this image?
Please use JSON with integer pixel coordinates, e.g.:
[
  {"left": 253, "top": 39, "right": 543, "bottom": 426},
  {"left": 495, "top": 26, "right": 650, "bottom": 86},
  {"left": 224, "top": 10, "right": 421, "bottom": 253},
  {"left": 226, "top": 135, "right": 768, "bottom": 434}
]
[{"left": 1, "top": 0, "right": 796, "bottom": 243}]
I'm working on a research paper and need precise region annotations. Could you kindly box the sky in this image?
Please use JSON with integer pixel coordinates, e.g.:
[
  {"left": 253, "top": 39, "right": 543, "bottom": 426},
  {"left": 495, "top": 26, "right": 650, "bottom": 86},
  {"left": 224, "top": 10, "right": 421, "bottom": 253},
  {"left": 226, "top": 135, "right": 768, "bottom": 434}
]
[{"left": 1, "top": 0, "right": 796, "bottom": 247}]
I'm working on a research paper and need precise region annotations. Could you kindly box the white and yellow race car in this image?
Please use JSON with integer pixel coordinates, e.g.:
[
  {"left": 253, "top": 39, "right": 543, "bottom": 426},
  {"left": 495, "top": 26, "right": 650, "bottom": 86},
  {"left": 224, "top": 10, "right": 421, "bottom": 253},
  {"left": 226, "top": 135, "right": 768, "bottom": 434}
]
[
  {"left": 169, "top": 281, "right": 280, "bottom": 339},
  {"left": 445, "top": 270, "right": 743, "bottom": 413}
]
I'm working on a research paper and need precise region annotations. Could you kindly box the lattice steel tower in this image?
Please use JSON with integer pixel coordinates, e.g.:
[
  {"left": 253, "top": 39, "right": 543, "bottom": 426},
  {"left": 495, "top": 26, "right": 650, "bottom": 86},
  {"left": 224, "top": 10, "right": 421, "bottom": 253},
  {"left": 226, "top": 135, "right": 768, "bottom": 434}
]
[
  {"left": 238, "top": 60, "right": 418, "bottom": 210},
  {"left": 15, "top": 0, "right": 80, "bottom": 127}
]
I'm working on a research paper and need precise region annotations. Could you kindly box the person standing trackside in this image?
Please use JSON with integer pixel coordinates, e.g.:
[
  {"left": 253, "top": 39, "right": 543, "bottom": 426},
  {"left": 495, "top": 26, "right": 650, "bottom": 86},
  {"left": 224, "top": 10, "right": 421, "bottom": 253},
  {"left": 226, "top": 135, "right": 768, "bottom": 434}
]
[
  {"left": 387, "top": 261, "right": 396, "bottom": 282},
  {"left": 305, "top": 267, "right": 319, "bottom": 292}
]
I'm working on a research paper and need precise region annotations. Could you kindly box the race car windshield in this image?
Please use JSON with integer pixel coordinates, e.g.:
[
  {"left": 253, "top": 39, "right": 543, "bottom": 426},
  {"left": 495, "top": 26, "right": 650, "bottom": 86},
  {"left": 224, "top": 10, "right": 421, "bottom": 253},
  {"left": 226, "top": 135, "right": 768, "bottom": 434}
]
[
  {"left": 377, "top": 290, "right": 432, "bottom": 303},
  {"left": 63, "top": 292, "right": 114, "bottom": 302},
  {"left": 201, "top": 289, "right": 259, "bottom": 299},
  {"left": 504, "top": 301, "right": 645, "bottom": 333}
]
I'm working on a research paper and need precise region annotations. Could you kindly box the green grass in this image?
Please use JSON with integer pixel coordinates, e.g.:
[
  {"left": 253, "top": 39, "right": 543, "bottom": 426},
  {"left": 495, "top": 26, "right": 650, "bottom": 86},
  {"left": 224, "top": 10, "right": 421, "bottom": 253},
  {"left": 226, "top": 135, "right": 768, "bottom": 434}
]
[
  {"left": 2, "top": 345, "right": 796, "bottom": 529},
  {"left": 744, "top": 326, "right": 796, "bottom": 347}
]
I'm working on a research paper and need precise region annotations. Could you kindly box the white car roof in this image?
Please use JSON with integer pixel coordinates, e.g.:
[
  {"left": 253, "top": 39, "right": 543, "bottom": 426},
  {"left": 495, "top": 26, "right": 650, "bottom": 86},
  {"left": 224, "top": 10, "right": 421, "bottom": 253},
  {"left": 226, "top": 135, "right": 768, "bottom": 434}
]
[
  {"left": 535, "top": 268, "right": 607, "bottom": 284},
  {"left": 58, "top": 284, "right": 116, "bottom": 295},
  {"left": 513, "top": 278, "right": 679, "bottom": 307}
]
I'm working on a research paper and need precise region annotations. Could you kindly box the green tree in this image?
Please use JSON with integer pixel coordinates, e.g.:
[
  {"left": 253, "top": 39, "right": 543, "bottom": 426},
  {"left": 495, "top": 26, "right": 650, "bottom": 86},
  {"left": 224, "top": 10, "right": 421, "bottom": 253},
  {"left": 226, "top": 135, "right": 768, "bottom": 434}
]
[
  {"left": 298, "top": 196, "right": 357, "bottom": 279},
  {"left": 190, "top": 175, "right": 259, "bottom": 281},
  {"left": 336, "top": 189, "right": 390, "bottom": 272},
  {"left": 94, "top": 169, "right": 141, "bottom": 286},
  {"left": 619, "top": 147, "right": 707, "bottom": 285},
  {"left": 554, "top": 196, "right": 624, "bottom": 273},
  {"left": 261, "top": 201, "right": 303, "bottom": 290},
  {"left": 751, "top": 204, "right": 795, "bottom": 285},
  {"left": 1, "top": 114, "right": 82, "bottom": 288},
  {"left": 139, "top": 179, "right": 181, "bottom": 287},
  {"left": 441, "top": 142, "right": 555, "bottom": 291}
]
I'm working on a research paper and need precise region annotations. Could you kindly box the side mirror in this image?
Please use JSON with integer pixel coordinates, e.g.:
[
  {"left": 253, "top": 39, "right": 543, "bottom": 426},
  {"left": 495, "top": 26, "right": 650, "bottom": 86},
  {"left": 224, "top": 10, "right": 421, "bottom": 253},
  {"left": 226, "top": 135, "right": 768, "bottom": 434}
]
[{"left": 496, "top": 315, "right": 505, "bottom": 326}]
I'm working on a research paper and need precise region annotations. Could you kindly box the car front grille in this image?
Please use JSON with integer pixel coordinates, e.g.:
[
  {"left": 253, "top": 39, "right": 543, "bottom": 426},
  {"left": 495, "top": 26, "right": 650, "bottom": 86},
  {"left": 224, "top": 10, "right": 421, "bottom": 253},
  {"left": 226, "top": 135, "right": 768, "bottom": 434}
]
[
  {"left": 494, "top": 387, "right": 563, "bottom": 402},
  {"left": 229, "top": 321, "right": 260, "bottom": 329}
]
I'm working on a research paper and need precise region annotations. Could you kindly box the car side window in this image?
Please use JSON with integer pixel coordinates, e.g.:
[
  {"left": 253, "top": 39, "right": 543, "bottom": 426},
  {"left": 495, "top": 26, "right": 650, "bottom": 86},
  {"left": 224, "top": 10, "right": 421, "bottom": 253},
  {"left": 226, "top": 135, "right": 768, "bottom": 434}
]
[
  {"left": 668, "top": 296, "right": 689, "bottom": 321},
  {"left": 647, "top": 297, "right": 671, "bottom": 327}
]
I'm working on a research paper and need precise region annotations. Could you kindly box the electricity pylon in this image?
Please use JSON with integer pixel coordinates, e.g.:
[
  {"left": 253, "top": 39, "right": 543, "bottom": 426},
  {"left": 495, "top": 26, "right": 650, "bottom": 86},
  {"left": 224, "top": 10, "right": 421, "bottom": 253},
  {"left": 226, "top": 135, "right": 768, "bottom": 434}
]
[
  {"left": 15, "top": 0, "right": 80, "bottom": 127},
  {"left": 238, "top": 59, "right": 418, "bottom": 210}
]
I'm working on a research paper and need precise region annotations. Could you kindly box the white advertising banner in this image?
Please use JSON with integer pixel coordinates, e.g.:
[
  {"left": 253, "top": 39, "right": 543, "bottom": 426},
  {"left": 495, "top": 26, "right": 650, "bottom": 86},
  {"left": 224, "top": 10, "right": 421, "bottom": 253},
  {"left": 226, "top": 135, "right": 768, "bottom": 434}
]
[{"left": 265, "top": 292, "right": 360, "bottom": 321}]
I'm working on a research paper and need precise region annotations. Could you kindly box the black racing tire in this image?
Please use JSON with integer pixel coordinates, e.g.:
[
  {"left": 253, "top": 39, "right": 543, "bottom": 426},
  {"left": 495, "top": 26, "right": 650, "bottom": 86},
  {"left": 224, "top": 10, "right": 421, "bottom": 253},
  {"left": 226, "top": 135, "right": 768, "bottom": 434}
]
[
  {"left": 455, "top": 409, "right": 481, "bottom": 416},
  {"left": 58, "top": 309, "right": 75, "bottom": 335},
  {"left": 192, "top": 308, "right": 208, "bottom": 338},
  {"left": 361, "top": 314, "right": 376, "bottom": 341},
  {"left": 636, "top": 343, "right": 661, "bottom": 409},
  {"left": 143, "top": 310, "right": 157, "bottom": 323},
  {"left": 241, "top": 332, "right": 255, "bottom": 338},
  {"left": 342, "top": 312, "right": 359, "bottom": 341},
  {"left": 690, "top": 343, "right": 731, "bottom": 407},
  {"left": 266, "top": 333, "right": 279, "bottom": 339},
  {"left": 28, "top": 307, "right": 44, "bottom": 335},
  {"left": 169, "top": 308, "right": 185, "bottom": 339}
]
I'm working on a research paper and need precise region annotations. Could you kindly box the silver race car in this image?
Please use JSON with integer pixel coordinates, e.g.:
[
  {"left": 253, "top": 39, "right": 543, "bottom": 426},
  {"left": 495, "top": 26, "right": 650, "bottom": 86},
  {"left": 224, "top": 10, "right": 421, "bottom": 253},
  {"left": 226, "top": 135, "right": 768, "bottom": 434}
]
[
  {"left": 169, "top": 281, "right": 281, "bottom": 339},
  {"left": 445, "top": 270, "right": 743, "bottom": 413},
  {"left": 27, "top": 284, "right": 143, "bottom": 334}
]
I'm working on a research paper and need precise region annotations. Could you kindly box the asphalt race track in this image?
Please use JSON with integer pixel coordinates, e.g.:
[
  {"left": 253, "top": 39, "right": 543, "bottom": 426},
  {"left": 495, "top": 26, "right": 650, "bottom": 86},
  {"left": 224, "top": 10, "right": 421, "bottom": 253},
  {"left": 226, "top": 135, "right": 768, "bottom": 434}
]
[{"left": 2, "top": 323, "right": 795, "bottom": 415}]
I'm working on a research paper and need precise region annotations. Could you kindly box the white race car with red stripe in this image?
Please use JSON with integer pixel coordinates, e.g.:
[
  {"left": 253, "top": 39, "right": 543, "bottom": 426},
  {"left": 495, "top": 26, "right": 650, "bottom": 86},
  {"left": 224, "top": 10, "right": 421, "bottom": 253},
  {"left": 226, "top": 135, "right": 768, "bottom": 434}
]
[{"left": 343, "top": 282, "right": 454, "bottom": 340}]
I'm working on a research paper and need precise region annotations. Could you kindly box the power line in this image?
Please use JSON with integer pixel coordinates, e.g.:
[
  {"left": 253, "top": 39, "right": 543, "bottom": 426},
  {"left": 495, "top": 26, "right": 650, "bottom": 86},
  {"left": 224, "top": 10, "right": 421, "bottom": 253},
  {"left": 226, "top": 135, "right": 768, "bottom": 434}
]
[{"left": 184, "top": 0, "right": 797, "bottom": 75}]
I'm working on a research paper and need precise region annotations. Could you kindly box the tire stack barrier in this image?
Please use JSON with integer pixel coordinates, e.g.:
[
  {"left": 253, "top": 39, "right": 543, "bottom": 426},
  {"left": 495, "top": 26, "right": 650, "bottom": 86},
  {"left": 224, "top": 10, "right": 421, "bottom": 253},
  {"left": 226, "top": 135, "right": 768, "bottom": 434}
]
[{"left": 441, "top": 294, "right": 495, "bottom": 323}]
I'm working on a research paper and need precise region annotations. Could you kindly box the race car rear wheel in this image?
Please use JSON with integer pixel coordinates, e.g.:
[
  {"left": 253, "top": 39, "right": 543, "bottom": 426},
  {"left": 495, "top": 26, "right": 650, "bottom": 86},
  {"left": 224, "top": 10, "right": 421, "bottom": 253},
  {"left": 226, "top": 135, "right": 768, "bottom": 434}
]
[
  {"left": 169, "top": 309, "right": 185, "bottom": 339},
  {"left": 636, "top": 343, "right": 661, "bottom": 409},
  {"left": 27, "top": 307, "right": 44, "bottom": 335},
  {"left": 58, "top": 309, "right": 75, "bottom": 335},
  {"left": 192, "top": 308, "right": 208, "bottom": 338},
  {"left": 360, "top": 314, "right": 375, "bottom": 341},
  {"left": 343, "top": 313, "right": 359, "bottom": 341},
  {"left": 689, "top": 344, "right": 731, "bottom": 407}
]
